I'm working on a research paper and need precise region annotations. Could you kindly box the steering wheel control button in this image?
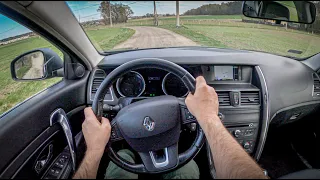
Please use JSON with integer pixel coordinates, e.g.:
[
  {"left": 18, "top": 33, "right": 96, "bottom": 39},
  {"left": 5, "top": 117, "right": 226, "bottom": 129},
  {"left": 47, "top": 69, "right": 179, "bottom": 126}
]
[
  {"left": 111, "top": 130, "right": 117, "bottom": 139},
  {"left": 187, "top": 123, "right": 197, "bottom": 131},
  {"left": 185, "top": 109, "right": 195, "bottom": 120}
]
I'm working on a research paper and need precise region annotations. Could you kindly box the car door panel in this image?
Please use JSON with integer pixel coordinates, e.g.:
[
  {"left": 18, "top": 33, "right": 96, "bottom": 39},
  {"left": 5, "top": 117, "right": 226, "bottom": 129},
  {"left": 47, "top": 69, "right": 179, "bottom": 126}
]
[{"left": 0, "top": 72, "right": 89, "bottom": 178}]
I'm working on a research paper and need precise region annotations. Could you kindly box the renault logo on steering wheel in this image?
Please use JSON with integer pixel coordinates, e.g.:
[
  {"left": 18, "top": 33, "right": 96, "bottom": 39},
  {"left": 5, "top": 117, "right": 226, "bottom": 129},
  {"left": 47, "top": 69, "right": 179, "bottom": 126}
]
[{"left": 143, "top": 116, "right": 155, "bottom": 131}]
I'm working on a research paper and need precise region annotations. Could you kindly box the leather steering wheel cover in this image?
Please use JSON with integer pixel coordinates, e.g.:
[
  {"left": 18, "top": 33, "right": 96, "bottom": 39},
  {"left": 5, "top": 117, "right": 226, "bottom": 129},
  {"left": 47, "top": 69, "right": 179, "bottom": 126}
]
[{"left": 92, "top": 58, "right": 204, "bottom": 174}]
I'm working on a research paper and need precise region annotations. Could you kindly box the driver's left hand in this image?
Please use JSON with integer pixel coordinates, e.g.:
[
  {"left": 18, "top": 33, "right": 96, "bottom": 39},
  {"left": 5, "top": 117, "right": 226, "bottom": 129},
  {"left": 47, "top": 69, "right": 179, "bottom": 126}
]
[{"left": 82, "top": 107, "right": 111, "bottom": 155}]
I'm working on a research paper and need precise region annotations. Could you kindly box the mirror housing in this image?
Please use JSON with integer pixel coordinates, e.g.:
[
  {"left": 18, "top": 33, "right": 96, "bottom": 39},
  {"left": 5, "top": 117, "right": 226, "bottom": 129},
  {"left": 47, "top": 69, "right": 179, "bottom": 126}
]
[
  {"left": 242, "top": 1, "right": 316, "bottom": 24},
  {"left": 11, "top": 48, "right": 64, "bottom": 81}
]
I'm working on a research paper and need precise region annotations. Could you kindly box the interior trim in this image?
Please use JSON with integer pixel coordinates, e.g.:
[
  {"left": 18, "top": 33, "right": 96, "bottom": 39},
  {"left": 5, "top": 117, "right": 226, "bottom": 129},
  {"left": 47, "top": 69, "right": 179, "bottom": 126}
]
[
  {"left": 50, "top": 108, "right": 76, "bottom": 172},
  {"left": 254, "top": 66, "right": 270, "bottom": 160},
  {"left": 0, "top": 126, "right": 60, "bottom": 178},
  {"left": 270, "top": 100, "right": 320, "bottom": 121},
  {"left": 149, "top": 148, "right": 169, "bottom": 168}
]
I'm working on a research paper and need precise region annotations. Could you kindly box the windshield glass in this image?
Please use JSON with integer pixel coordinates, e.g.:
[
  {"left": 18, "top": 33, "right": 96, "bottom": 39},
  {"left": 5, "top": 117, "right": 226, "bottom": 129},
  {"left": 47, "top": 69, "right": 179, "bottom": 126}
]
[{"left": 66, "top": 1, "right": 320, "bottom": 59}]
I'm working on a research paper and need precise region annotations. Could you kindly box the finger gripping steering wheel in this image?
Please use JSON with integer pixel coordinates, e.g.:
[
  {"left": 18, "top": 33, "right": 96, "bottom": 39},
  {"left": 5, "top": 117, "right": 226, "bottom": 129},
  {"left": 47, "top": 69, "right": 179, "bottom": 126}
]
[{"left": 92, "top": 58, "right": 205, "bottom": 174}]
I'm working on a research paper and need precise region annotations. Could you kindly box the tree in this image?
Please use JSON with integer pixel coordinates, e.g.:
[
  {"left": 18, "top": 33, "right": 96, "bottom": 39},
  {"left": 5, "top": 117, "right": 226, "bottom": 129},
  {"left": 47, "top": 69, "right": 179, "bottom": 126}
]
[
  {"left": 183, "top": 1, "right": 242, "bottom": 16},
  {"left": 98, "top": 1, "right": 134, "bottom": 24}
]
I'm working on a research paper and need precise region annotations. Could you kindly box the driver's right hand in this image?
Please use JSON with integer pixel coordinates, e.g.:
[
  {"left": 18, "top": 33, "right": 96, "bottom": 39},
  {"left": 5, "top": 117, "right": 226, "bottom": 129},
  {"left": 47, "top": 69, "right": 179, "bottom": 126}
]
[{"left": 185, "top": 76, "right": 220, "bottom": 128}]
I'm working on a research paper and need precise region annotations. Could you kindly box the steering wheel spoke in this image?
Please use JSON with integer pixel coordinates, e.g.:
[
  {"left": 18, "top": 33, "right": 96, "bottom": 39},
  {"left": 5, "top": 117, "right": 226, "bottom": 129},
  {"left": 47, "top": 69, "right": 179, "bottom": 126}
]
[
  {"left": 138, "top": 143, "right": 179, "bottom": 172},
  {"left": 109, "top": 121, "right": 124, "bottom": 143},
  {"left": 178, "top": 99, "right": 197, "bottom": 125}
]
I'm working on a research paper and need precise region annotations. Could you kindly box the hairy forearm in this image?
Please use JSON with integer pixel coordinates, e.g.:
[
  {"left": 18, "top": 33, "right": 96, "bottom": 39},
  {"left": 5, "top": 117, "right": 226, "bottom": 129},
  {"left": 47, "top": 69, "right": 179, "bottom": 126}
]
[
  {"left": 201, "top": 115, "right": 267, "bottom": 179},
  {"left": 73, "top": 150, "right": 103, "bottom": 179}
]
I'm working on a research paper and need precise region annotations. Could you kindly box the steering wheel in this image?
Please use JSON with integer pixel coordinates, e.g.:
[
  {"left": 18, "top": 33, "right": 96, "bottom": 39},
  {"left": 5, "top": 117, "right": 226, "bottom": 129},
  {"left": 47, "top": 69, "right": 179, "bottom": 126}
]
[{"left": 92, "top": 58, "right": 205, "bottom": 174}]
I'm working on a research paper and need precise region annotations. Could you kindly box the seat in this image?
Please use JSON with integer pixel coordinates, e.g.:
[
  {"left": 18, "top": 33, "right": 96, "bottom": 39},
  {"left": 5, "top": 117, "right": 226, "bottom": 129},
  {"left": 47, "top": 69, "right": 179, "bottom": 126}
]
[{"left": 279, "top": 169, "right": 320, "bottom": 179}]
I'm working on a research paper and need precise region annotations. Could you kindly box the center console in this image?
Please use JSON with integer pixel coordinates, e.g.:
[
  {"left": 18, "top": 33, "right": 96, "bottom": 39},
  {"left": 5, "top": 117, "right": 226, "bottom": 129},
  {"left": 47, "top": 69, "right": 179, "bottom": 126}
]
[
  {"left": 189, "top": 65, "right": 267, "bottom": 158},
  {"left": 197, "top": 65, "right": 268, "bottom": 178}
]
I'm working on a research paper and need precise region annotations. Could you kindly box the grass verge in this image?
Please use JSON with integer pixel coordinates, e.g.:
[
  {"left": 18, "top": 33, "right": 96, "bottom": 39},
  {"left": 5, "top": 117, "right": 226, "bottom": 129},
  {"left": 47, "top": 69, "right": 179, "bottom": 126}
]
[{"left": 159, "top": 24, "right": 228, "bottom": 48}]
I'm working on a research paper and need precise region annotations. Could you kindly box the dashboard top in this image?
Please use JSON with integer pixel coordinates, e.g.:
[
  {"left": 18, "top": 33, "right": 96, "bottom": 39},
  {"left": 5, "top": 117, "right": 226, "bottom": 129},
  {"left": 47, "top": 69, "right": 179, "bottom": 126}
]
[{"left": 96, "top": 47, "right": 320, "bottom": 121}]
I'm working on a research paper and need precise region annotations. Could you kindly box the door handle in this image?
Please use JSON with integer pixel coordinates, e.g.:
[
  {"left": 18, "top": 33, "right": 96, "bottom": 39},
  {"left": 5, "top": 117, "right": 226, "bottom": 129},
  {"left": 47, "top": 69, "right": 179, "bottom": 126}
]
[
  {"left": 50, "top": 108, "right": 76, "bottom": 172},
  {"left": 34, "top": 144, "right": 53, "bottom": 174}
]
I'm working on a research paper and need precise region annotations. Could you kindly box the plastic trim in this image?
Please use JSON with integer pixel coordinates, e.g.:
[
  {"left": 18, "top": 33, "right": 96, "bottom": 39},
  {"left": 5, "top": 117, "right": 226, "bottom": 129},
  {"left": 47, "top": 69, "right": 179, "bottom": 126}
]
[
  {"left": 254, "top": 66, "right": 270, "bottom": 160},
  {"left": 149, "top": 148, "right": 169, "bottom": 168}
]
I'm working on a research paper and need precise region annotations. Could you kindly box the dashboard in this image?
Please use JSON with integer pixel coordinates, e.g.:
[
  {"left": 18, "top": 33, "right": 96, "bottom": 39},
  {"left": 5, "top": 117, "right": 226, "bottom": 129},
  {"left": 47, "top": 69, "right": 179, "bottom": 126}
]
[{"left": 87, "top": 47, "right": 320, "bottom": 161}]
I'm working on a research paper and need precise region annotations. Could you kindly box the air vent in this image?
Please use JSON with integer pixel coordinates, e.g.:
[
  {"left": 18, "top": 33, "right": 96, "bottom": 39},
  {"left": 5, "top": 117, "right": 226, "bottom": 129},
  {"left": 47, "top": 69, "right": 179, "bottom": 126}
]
[
  {"left": 92, "top": 78, "right": 104, "bottom": 93},
  {"left": 94, "top": 70, "right": 105, "bottom": 78},
  {"left": 217, "top": 92, "right": 231, "bottom": 106},
  {"left": 91, "top": 70, "right": 109, "bottom": 100},
  {"left": 240, "top": 91, "right": 260, "bottom": 105},
  {"left": 313, "top": 73, "right": 320, "bottom": 96}
]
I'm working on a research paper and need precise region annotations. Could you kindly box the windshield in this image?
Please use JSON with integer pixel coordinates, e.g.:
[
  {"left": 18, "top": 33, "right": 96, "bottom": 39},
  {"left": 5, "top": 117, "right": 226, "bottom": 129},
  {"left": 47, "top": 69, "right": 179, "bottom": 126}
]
[{"left": 66, "top": 1, "right": 320, "bottom": 58}]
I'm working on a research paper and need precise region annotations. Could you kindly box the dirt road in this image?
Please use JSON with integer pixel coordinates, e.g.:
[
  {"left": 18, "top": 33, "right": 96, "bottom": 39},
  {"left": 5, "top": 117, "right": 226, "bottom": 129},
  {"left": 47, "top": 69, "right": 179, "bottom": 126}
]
[
  {"left": 23, "top": 53, "right": 44, "bottom": 79},
  {"left": 113, "top": 26, "right": 198, "bottom": 49}
]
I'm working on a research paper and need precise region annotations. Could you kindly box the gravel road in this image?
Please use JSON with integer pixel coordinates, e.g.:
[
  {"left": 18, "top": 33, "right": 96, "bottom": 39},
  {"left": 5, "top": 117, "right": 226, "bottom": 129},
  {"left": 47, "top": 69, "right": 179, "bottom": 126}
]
[
  {"left": 23, "top": 53, "right": 44, "bottom": 79},
  {"left": 113, "top": 26, "right": 198, "bottom": 49}
]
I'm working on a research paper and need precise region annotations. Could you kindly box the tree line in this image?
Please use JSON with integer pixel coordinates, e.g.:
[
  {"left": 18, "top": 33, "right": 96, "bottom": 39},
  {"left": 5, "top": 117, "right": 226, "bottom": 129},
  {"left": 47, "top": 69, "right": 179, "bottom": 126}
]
[{"left": 183, "top": 1, "right": 242, "bottom": 16}]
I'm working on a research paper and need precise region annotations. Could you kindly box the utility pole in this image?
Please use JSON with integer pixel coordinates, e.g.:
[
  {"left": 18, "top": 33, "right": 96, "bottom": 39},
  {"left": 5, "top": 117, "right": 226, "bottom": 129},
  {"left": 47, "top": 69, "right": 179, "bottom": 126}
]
[
  {"left": 153, "top": 1, "right": 158, "bottom": 26},
  {"left": 108, "top": 1, "right": 113, "bottom": 27},
  {"left": 176, "top": 1, "right": 180, "bottom": 27}
]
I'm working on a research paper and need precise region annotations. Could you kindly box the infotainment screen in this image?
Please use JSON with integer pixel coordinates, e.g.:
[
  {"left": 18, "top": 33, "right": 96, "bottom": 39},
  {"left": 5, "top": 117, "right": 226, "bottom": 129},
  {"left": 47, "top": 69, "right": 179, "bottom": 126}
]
[
  {"left": 201, "top": 65, "right": 240, "bottom": 81},
  {"left": 214, "top": 66, "right": 234, "bottom": 80}
]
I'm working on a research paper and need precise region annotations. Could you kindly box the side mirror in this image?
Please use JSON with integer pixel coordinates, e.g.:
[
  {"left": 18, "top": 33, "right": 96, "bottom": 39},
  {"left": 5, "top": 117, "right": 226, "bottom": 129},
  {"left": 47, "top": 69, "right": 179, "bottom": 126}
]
[
  {"left": 11, "top": 48, "right": 64, "bottom": 81},
  {"left": 242, "top": 1, "right": 316, "bottom": 24}
]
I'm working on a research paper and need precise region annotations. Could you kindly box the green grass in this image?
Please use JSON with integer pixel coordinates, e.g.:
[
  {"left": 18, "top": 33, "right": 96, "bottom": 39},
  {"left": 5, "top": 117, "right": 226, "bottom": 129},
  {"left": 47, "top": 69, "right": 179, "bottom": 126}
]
[
  {"left": 176, "top": 24, "right": 320, "bottom": 58},
  {"left": 85, "top": 27, "right": 135, "bottom": 51},
  {"left": 0, "top": 27, "right": 134, "bottom": 115}
]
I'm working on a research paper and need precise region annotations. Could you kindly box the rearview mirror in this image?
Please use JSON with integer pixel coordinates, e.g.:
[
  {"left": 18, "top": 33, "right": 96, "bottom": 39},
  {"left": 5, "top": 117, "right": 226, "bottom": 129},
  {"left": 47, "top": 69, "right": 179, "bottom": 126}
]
[
  {"left": 242, "top": 1, "right": 316, "bottom": 24},
  {"left": 11, "top": 48, "right": 64, "bottom": 81}
]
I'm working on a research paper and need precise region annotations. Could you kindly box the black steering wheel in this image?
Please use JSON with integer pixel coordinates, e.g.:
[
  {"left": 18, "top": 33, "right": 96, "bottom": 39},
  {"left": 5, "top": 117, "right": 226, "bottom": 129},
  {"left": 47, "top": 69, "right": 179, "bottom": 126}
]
[{"left": 92, "top": 58, "right": 205, "bottom": 174}]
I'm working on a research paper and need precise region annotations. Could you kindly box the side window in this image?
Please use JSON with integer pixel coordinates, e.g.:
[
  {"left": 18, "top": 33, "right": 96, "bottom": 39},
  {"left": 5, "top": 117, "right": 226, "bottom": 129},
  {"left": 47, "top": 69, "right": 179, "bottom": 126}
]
[{"left": 0, "top": 14, "right": 63, "bottom": 115}]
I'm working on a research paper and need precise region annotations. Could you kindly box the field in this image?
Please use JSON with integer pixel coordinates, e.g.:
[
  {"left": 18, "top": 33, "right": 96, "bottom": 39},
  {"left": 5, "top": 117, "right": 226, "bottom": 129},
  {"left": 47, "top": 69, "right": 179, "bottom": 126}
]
[
  {"left": 1, "top": 14, "right": 320, "bottom": 115},
  {"left": 124, "top": 15, "right": 320, "bottom": 58},
  {"left": 159, "top": 23, "right": 320, "bottom": 58},
  {"left": 0, "top": 27, "right": 134, "bottom": 115}
]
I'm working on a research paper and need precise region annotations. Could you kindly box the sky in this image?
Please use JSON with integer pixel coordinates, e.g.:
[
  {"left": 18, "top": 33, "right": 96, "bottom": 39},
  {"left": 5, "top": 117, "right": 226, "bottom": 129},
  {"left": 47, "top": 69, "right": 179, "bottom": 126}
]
[{"left": 0, "top": 1, "right": 224, "bottom": 40}]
